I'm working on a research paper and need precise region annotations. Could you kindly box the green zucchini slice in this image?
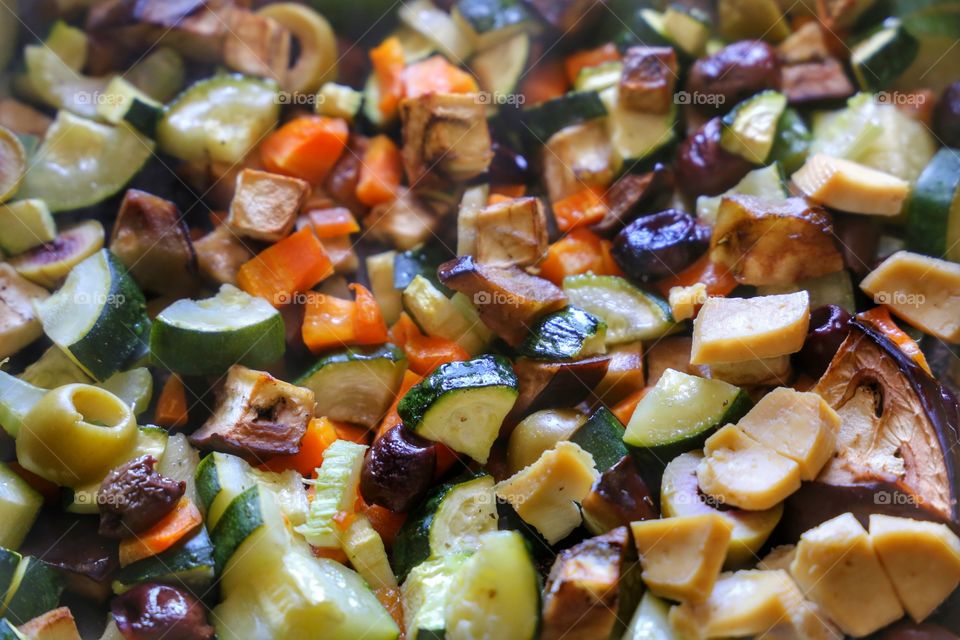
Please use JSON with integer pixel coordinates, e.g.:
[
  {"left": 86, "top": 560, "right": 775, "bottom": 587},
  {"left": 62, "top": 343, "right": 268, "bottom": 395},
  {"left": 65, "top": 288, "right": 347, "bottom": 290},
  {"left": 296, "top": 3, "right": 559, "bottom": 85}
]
[
  {"left": 721, "top": 90, "right": 788, "bottom": 164},
  {"left": 519, "top": 306, "right": 607, "bottom": 360},
  {"left": 563, "top": 274, "right": 674, "bottom": 345},
  {"left": 569, "top": 406, "right": 629, "bottom": 473},
  {"left": 112, "top": 526, "right": 215, "bottom": 595},
  {"left": 907, "top": 148, "right": 960, "bottom": 262}
]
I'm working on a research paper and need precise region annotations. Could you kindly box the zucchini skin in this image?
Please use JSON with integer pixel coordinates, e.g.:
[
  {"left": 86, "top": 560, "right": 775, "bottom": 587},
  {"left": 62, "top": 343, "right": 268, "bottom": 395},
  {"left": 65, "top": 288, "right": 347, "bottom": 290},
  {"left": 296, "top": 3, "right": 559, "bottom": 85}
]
[
  {"left": 210, "top": 486, "right": 265, "bottom": 574},
  {"left": 907, "top": 148, "right": 960, "bottom": 259},
  {"left": 520, "top": 91, "right": 608, "bottom": 142},
  {"left": 113, "top": 527, "right": 215, "bottom": 595},
  {"left": 392, "top": 479, "right": 458, "bottom": 582},
  {"left": 398, "top": 354, "right": 519, "bottom": 429},
  {"left": 569, "top": 407, "right": 629, "bottom": 473},
  {"left": 519, "top": 306, "right": 605, "bottom": 360}
]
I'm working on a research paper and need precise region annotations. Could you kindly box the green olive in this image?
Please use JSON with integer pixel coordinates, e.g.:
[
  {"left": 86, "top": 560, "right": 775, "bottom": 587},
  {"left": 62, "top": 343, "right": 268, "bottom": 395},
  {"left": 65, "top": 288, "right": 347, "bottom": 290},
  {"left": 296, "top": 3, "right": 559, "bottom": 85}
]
[
  {"left": 16, "top": 384, "right": 137, "bottom": 487},
  {"left": 507, "top": 409, "right": 587, "bottom": 475}
]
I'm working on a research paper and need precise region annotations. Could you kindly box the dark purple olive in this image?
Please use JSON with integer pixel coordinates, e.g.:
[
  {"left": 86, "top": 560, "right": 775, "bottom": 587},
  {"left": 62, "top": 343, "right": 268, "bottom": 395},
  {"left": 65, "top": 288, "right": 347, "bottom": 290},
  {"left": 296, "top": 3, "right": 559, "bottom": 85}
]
[
  {"left": 111, "top": 584, "right": 214, "bottom": 640},
  {"left": 487, "top": 140, "right": 531, "bottom": 185},
  {"left": 881, "top": 621, "right": 959, "bottom": 640},
  {"left": 833, "top": 212, "right": 881, "bottom": 276},
  {"left": 796, "top": 305, "right": 852, "bottom": 378},
  {"left": 98, "top": 455, "right": 186, "bottom": 539},
  {"left": 686, "top": 40, "right": 781, "bottom": 114},
  {"left": 612, "top": 209, "right": 710, "bottom": 282},
  {"left": 592, "top": 163, "right": 675, "bottom": 236},
  {"left": 675, "top": 118, "right": 755, "bottom": 197},
  {"left": 934, "top": 81, "right": 960, "bottom": 148},
  {"left": 360, "top": 425, "right": 437, "bottom": 513}
]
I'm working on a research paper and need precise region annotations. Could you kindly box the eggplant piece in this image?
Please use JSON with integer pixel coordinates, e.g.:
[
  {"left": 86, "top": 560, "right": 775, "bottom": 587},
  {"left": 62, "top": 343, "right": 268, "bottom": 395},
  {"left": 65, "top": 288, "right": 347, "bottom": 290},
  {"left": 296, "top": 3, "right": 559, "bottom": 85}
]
[
  {"left": 619, "top": 46, "right": 678, "bottom": 114},
  {"left": 509, "top": 356, "right": 610, "bottom": 421},
  {"left": 782, "top": 58, "right": 855, "bottom": 105},
  {"left": 188, "top": 365, "right": 314, "bottom": 462},
  {"left": 541, "top": 527, "right": 636, "bottom": 640},
  {"left": 710, "top": 195, "right": 844, "bottom": 286},
  {"left": 192, "top": 225, "right": 256, "bottom": 286},
  {"left": 438, "top": 256, "right": 567, "bottom": 347},
  {"left": 226, "top": 169, "right": 310, "bottom": 242},
  {"left": 581, "top": 455, "right": 658, "bottom": 535},
  {"left": 399, "top": 93, "right": 492, "bottom": 185},
  {"left": 20, "top": 509, "right": 119, "bottom": 601},
  {"left": 675, "top": 118, "right": 755, "bottom": 197},
  {"left": 363, "top": 189, "right": 438, "bottom": 251},
  {"left": 796, "top": 305, "right": 852, "bottom": 378},
  {"left": 590, "top": 342, "right": 645, "bottom": 406},
  {"left": 474, "top": 197, "right": 548, "bottom": 268},
  {"left": 110, "top": 189, "right": 198, "bottom": 297},
  {"left": 685, "top": 41, "right": 781, "bottom": 115},
  {"left": 222, "top": 10, "right": 290, "bottom": 84},
  {"left": 524, "top": 0, "right": 605, "bottom": 34},
  {"left": 591, "top": 164, "right": 674, "bottom": 236},
  {"left": 359, "top": 425, "right": 437, "bottom": 513},
  {"left": 781, "top": 321, "right": 960, "bottom": 539},
  {"left": 882, "top": 621, "right": 960, "bottom": 640}
]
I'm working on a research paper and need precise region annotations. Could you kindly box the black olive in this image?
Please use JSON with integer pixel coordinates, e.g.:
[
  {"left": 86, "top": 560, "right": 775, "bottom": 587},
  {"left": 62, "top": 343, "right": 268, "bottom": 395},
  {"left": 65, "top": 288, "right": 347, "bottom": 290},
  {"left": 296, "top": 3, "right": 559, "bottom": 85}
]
[
  {"left": 359, "top": 425, "right": 437, "bottom": 513},
  {"left": 612, "top": 209, "right": 710, "bottom": 282},
  {"left": 487, "top": 140, "right": 531, "bottom": 186},
  {"left": 934, "top": 81, "right": 960, "bottom": 148},
  {"left": 98, "top": 456, "right": 185, "bottom": 539},
  {"left": 675, "top": 118, "right": 754, "bottom": 197},
  {"left": 111, "top": 583, "right": 214, "bottom": 640},
  {"left": 796, "top": 305, "right": 852, "bottom": 378},
  {"left": 685, "top": 40, "right": 781, "bottom": 114}
]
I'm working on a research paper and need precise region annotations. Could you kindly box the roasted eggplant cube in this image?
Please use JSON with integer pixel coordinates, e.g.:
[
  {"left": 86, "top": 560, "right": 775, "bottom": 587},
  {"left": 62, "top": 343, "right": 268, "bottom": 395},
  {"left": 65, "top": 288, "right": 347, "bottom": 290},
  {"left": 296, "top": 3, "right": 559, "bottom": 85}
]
[
  {"left": 710, "top": 195, "right": 844, "bottom": 286},
  {"left": 110, "top": 189, "right": 198, "bottom": 297},
  {"left": 223, "top": 10, "right": 291, "bottom": 84},
  {"left": 782, "top": 58, "right": 854, "bottom": 104},
  {"left": 439, "top": 255, "right": 567, "bottom": 347},
  {"left": 619, "top": 46, "right": 678, "bottom": 114},
  {"left": 189, "top": 365, "right": 315, "bottom": 462},
  {"left": 226, "top": 169, "right": 310, "bottom": 242},
  {"left": 0, "top": 264, "right": 48, "bottom": 359},
  {"left": 474, "top": 197, "right": 548, "bottom": 268},
  {"left": 400, "top": 93, "right": 493, "bottom": 185},
  {"left": 193, "top": 225, "right": 255, "bottom": 286}
]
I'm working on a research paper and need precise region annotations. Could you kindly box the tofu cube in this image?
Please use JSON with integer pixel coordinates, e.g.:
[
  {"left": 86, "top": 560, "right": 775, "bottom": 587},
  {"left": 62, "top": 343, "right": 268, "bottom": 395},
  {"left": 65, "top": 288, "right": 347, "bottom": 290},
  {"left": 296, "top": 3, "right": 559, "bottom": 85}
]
[
  {"left": 227, "top": 169, "right": 310, "bottom": 242},
  {"left": 475, "top": 197, "right": 548, "bottom": 268},
  {"left": 619, "top": 46, "right": 678, "bottom": 114},
  {"left": 400, "top": 93, "right": 492, "bottom": 185}
]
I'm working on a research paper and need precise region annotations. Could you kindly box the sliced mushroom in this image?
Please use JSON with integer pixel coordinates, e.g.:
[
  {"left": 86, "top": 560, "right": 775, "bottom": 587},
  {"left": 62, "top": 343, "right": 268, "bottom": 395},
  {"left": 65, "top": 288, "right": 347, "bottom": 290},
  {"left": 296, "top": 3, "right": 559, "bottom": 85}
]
[
  {"left": 189, "top": 365, "right": 315, "bottom": 462},
  {"left": 438, "top": 255, "right": 567, "bottom": 346},
  {"left": 110, "top": 189, "right": 198, "bottom": 297},
  {"left": 782, "top": 321, "right": 960, "bottom": 538}
]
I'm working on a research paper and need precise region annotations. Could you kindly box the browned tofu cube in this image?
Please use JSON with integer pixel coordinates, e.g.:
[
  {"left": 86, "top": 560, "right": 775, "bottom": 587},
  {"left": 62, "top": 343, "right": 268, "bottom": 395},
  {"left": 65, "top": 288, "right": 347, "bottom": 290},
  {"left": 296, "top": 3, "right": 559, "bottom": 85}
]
[
  {"left": 223, "top": 9, "right": 291, "bottom": 84},
  {"left": 619, "top": 46, "right": 678, "bottom": 114},
  {"left": 362, "top": 190, "right": 437, "bottom": 251},
  {"left": 782, "top": 58, "right": 854, "bottom": 104},
  {"left": 227, "top": 169, "right": 310, "bottom": 242},
  {"left": 194, "top": 225, "right": 255, "bottom": 286},
  {"left": 400, "top": 93, "right": 493, "bottom": 185},
  {"left": 475, "top": 196, "right": 548, "bottom": 268}
]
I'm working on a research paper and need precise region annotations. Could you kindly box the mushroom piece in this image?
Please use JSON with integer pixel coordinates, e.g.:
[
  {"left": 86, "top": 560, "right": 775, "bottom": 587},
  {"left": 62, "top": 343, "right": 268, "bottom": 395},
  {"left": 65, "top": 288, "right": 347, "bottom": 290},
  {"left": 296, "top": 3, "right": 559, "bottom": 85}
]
[
  {"left": 782, "top": 320, "right": 960, "bottom": 539},
  {"left": 189, "top": 365, "right": 315, "bottom": 462}
]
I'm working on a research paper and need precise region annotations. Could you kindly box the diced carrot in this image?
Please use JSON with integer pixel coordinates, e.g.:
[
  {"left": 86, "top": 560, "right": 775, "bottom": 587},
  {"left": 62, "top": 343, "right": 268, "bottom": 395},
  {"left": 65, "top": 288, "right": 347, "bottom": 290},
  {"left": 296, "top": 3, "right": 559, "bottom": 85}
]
[
  {"left": 302, "top": 292, "right": 357, "bottom": 353},
  {"left": 857, "top": 307, "right": 932, "bottom": 374},
  {"left": 553, "top": 187, "right": 608, "bottom": 232},
  {"left": 260, "top": 116, "right": 350, "bottom": 184},
  {"left": 154, "top": 374, "right": 189, "bottom": 429},
  {"left": 359, "top": 500, "right": 407, "bottom": 547},
  {"left": 118, "top": 498, "right": 203, "bottom": 567},
  {"left": 538, "top": 228, "right": 620, "bottom": 286},
  {"left": 312, "top": 545, "right": 349, "bottom": 564},
  {"left": 8, "top": 463, "right": 59, "bottom": 505},
  {"left": 564, "top": 42, "right": 620, "bottom": 84},
  {"left": 656, "top": 254, "right": 737, "bottom": 298},
  {"left": 356, "top": 135, "right": 403, "bottom": 207},
  {"left": 599, "top": 237, "right": 624, "bottom": 278},
  {"left": 376, "top": 368, "right": 423, "bottom": 441},
  {"left": 487, "top": 193, "right": 515, "bottom": 206},
  {"left": 611, "top": 387, "right": 649, "bottom": 426},
  {"left": 370, "top": 36, "right": 405, "bottom": 121},
  {"left": 490, "top": 184, "right": 527, "bottom": 198},
  {"left": 350, "top": 283, "right": 389, "bottom": 345},
  {"left": 405, "top": 334, "right": 470, "bottom": 376},
  {"left": 521, "top": 59, "right": 569, "bottom": 105},
  {"left": 388, "top": 313, "right": 420, "bottom": 350},
  {"left": 260, "top": 416, "right": 366, "bottom": 477},
  {"left": 306, "top": 207, "right": 360, "bottom": 238},
  {"left": 237, "top": 227, "right": 334, "bottom": 307},
  {"left": 402, "top": 55, "right": 479, "bottom": 98},
  {"left": 375, "top": 587, "right": 405, "bottom": 633}
]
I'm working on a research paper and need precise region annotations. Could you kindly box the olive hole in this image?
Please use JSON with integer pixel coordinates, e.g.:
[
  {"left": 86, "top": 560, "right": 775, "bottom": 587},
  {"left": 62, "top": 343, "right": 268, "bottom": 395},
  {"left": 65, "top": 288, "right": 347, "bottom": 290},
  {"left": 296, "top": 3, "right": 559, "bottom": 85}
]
[{"left": 72, "top": 387, "right": 127, "bottom": 429}]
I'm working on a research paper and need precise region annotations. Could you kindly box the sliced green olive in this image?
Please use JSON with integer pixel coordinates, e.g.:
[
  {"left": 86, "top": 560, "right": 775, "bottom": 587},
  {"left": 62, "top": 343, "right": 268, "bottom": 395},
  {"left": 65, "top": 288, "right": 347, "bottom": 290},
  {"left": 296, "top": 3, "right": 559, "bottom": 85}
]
[
  {"left": 257, "top": 3, "right": 338, "bottom": 93},
  {"left": 0, "top": 125, "right": 27, "bottom": 203},
  {"left": 16, "top": 383, "right": 137, "bottom": 487}
]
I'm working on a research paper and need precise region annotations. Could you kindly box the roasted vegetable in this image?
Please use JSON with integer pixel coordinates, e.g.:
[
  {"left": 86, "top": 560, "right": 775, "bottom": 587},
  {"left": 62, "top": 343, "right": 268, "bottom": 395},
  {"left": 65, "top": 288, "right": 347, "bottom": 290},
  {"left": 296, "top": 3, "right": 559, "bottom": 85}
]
[
  {"left": 474, "top": 197, "right": 548, "bottom": 268},
  {"left": 685, "top": 40, "right": 781, "bottom": 113},
  {"left": 360, "top": 425, "right": 437, "bottom": 513},
  {"left": 188, "top": 366, "right": 314, "bottom": 462},
  {"left": 676, "top": 118, "right": 755, "bottom": 197},
  {"left": 192, "top": 226, "right": 255, "bottom": 286},
  {"left": 590, "top": 163, "right": 673, "bottom": 236},
  {"left": 581, "top": 455, "right": 658, "bottom": 535},
  {"left": 363, "top": 190, "right": 438, "bottom": 251},
  {"left": 618, "top": 46, "right": 677, "bottom": 114},
  {"left": 400, "top": 93, "right": 492, "bottom": 185},
  {"left": 542, "top": 120, "right": 616, "bottom": 203},
  {"left": 0, "top": 264, "right": 47, "bottom": 360},
  {"left": 613, "top": 209, "right": 709, "bottom": 282},
  {"left": 509, "top": 356, "right": 608, "bottom": 420},
  {"left": 710, "top": 195, "right": 844, "bottom": 286},
  {"left": 109, "top": 190, "right": 197, "bottom": 297},
  {"left": 226, "top": 169, "right": 310, "bottom": 242}
]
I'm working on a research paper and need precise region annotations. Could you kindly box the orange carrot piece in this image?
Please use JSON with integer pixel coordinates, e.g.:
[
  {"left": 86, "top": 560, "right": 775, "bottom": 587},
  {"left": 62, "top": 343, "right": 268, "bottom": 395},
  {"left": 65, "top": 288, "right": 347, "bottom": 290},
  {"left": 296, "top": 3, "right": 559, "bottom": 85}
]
[
  {"left": 404, "top": 334, "right": 470, "bottom": 376},
  {"left": 370, "top": 36, "right": 405, "bottom": 121},
  {"left": 350, "top": 283, "right": 389, "bottom": 345},
  {"left": 312, "top": 545, "right": 349, "bottom": 564},
  {"left": 487, "top": 193, "right": 515, "bottom": 206},
  {"left": 402, "top": 55, "right": 479, "bottom": 98},
  {"left": 356, "top": 135, "right": 403, "bottom": 207},
  {"left": 553, "top": 187, "right": 608, "bottom": 232},
  {"left": 260, "top": 116, "right": 349, "bottom": 184},
  {"left": 302, "top": 292, "right": 356, "bottom": 353},
  {"left": 564, "top": 42, "right": 621, "bottom": 84},
  {"left": 611, "top": 387, "right": 649, "bottom": 426},
  {"left": 490, "top": 184, "right": 527, "bottom": 198},
  {"left": 656, "top": 253, "right": 737, "bottom": 298},
  {"left": 306, "top": 207, "right": 360, "bottom": 238},
  {"left": 8, "top": 463, "right": 59, "bottom": 505},
  {"left": 375, "top": 587, "right": 405, "bottom": 632},
  {"left": 155, "top": 374, "right": 189, "bottom": 429},
  {"left": 538, "top": 228, "right": 619, "bottom": 286},
  {"left": 237, "top": 227, "right": 334, "bottom": 307},
  {"left": 118, "top": 498, "right": 203, "bottom": 567},
  {"left": 360, "top": 499, "right": 407, "bottom": 547},
  {"left": 259, "top": 416, "right": 357, "bottom": 477},
  {"left": 376, "top": 368, "right": 423, "bottom": 441},
  {"left": 857, "top": 307, "right": 932, "bottom": 374},
  {"left": 521, "top": 59, "right": 570, "bottom": 105}
]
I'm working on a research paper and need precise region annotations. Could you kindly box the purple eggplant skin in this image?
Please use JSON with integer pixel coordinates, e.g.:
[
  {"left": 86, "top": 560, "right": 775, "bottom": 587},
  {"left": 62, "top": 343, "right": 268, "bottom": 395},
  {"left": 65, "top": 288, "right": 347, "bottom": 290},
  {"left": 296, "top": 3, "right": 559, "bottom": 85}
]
[
  {"left": 486, "top": 140, "right": 531, "bottom": 186},
  {"left": 508, "top": 356, "right": 611, "bottom": 424},
  {"left": 675, "top": 118, "right": 755, "bottom": 197},
  {"left": 779, "top": 322, "right": 960, "bottom": 542},
  {"left": 613, "top": 209, "right": 710, "bottom": 282},
  {"left": 111, "top": 583, "right": 214, "bottom": 640},
  {"left": 795, "top": 305, "right": 852, "bottom": 378},
  {"left": 581, "top": 455, "right": 659, "bottom": 532},
  {"left": 360, "top": 425, "right": 437, "bottom": 513},
  {"left": 934, "top": 82, "right": 960, "bottom": 148},
  {"left": 591, "top": 164, "right": 675, "bottom": 237},
  {"left": 685, "top": 40, "right": 782, "bottom": 114}
]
